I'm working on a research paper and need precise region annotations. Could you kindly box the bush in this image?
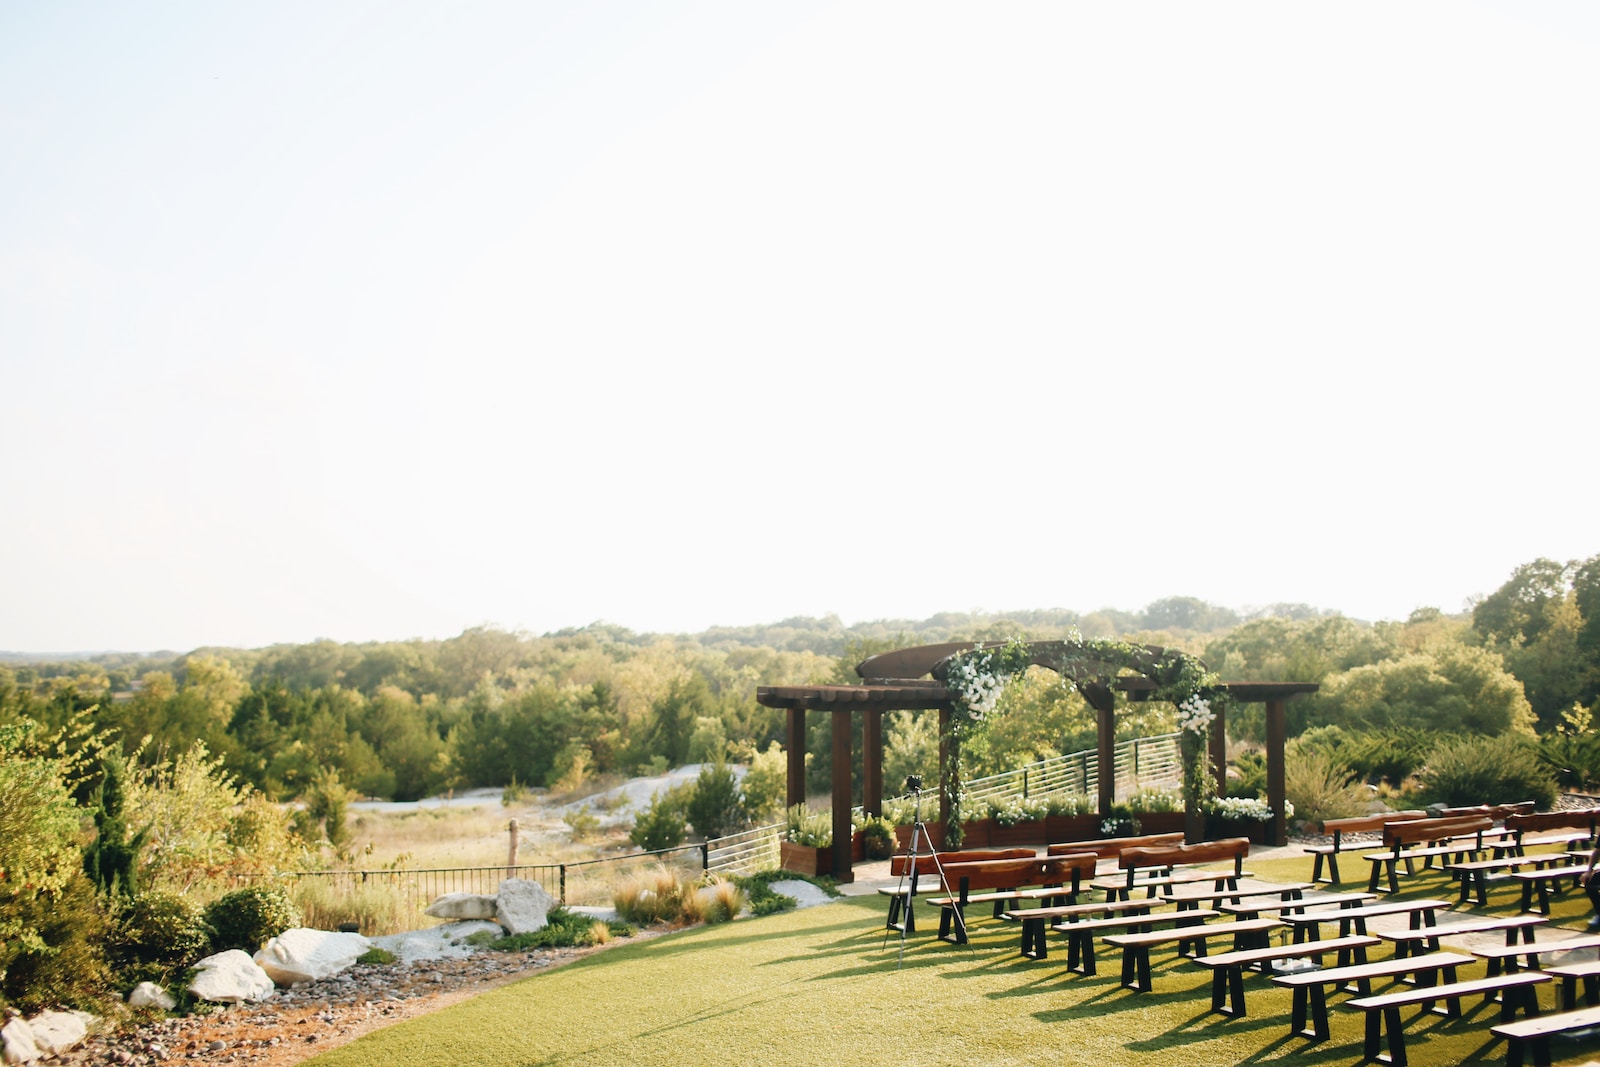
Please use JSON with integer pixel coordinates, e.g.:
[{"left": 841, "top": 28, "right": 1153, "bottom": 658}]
[
  {"left": 1125, "top": 788, "right": 1180, "bottom": 813},
  {"left": 292, "top": 876, "right": 422, "bottom": 938},
  {"left": 686, "top": 760, "right": 745, "bottom": 839},
  {"left": 1225, "top": 751, "right": 1267, "bottom": 798},
  {"left": 613, "top": 865, "right": 696, "bottom": 925},
  {"left": 629, "top": 790, "right": 689, "bottom": 851},
  {"left": 112, "top": 890, "right": 212, "bottom": 974},
  {"left": 1415, "top": 734, "right": 1559, "bottom": 810},
  {"left": 0, "top": 874, "right": 111, "bottom": 1013},
  {"left": 785, "top": 804, "right": 832, "bottom": 847},
  {"left": 205, "top": 883, "right": 302, "bottom": 953},
  {"left": 1342, "top": 729, "right": 1441, "bottom": 786},
  {"left": 1283, "top": 747, "right": 1371, "bottom": 827},
  {"left": 1539, "top": 731, "right": 1600, "bottom": 790},
  {"left": 854, "top": 815, "right": 895, "bottom": 859}
]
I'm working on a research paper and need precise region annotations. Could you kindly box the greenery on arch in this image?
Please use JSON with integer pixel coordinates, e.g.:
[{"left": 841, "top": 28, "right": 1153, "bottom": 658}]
[{"left": 934, "top": 634, "right": 1229, "bottom": 843}]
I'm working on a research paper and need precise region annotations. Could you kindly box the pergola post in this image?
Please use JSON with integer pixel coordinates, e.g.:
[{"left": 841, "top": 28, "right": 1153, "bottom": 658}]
[
  {"left": 1096, "top": 705, "right": 1115, "bottom": 815},
  {"left": 1210, "top": 702, "right": 1228, "bottom": 797},
  {"left": 939, "top": 706, "right": 952, "bottom": 835},
  {"left": 863, "top": 708, "right": 883, "bottom": 816},
  {"left": 830, "top": 708, "right": 854, "bottom": 882},
  {"left": 785, "top": 707, "right": 806, "bottom": 810},
  {"left": 1266, "top": 699, "right": 1288, "bottom": 847}
]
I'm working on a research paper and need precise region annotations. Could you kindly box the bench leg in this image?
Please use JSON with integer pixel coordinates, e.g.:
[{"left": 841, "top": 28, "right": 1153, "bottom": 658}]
[
  {"left": 938, "top": 905, "right": 967, "bottom": 945},
  {"left": 1329, "top": 852, "right": 1342, "bottom": 884},
  {"left": 1227, "top": 965, "right": 1246, "bottom": 1017},
  {"left": 1380, "top": 1006, "right": 1408, "bottom": 1067},
  {"left": 1020, "top": 918, "right": 1046, "bottom": 960},
  {"left": 1312, "top": 850, "right": 1326, "bottom": 884},
  {"left": 1584, "top": 974, "right": 1599, "bottom": 1007},
  {"left": 1210, "top": 968, "right": 1229, "bottom": 1014}
]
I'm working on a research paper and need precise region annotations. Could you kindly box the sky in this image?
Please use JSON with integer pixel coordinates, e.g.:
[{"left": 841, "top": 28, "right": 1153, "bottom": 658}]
[{"left": 3, "top": 1, "right": 1599, "bottom": 654}]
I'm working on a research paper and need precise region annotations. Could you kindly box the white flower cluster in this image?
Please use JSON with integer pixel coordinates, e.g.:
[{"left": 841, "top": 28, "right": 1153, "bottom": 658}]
[
  {"left": 1176, "top": 695, "right": 1214, "bottom": 735},
  {"left": 947, "top": 654, "right": 1010, "bottom": 721},
  {"left": 1207, "top": 795, "right": 1273, "bottom": 820}
]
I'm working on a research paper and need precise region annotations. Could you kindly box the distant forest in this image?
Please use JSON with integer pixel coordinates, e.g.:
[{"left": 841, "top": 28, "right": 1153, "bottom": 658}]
[{"left": 5, "top": 558, "right": 1599, "bottom": 806}]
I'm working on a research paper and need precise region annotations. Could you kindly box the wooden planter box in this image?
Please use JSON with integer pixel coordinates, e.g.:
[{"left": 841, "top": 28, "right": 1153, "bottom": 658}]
[
  {"left": 779, "top": 841, "right": 832, "bottom": 877},
  {"left": 893, "top": 823, "right": 945, "bottom": 851},
  {"left": 1135, "top": 812, "right": 1187, "bottom": 836},
  {"left": 988, "top": 820, "right": 1046, "bottom": 847},
  {"left": 959, "top": 818, "right": 994, "bottom": 847},
  {"left": 1205, "top": 817, "right": 1268, "bottom": 844},
  {"left": 1047, "top": 814, "right": 1100, "bottom": 842}
]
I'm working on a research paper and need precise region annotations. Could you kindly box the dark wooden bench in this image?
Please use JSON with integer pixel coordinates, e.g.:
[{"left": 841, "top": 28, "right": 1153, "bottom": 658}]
[
  {"left": 880, "top": 847, "right": 1035, "bottom": 932},
  {"left": 1103, "top": 917, "right": 1283, "bottom": 992},
  {"left": 1377, "top": 913, "right": 1546, "bottom": 959},
  {"left": 1194, "top": 934, "right": 1379, "bottom": 1018},
  {"left": 1543, "top": 958, "right": 1600, "bottom": 1010},
  {"left": 1506, "top": 808, "right": 1600, "bottom": 852},
  {"left": 1167, "top": 881, "right": 1313, "bottom": 911},
  {"left": 1048, "top": 907, "right": 1221, "bottom": 974},
  {"left": 1514, "top": 859, "right": 1589, "bottom": 914},
  {"left": 926, "top": 853, "right": 1098, "bottom": 943},
  {"left": 1046, "top": 832, "right": 1184, "bottom": 860},
  {"left": 1448, "top": 851, "right": 1579, "bottom": 907},
  {"left": 1100, "top": 837, "right": 1252, "bottom": 901},
  {"left": 1002, "top": 897, "right": 1170, "bottom": 964},
  {"left": 1347, "top": 971, "right": 1550, "bottom": 1066},
  {"left": 1494, "top": 1003, "right": 1600, "bottom": 1067},
  {"left": 1272, "top": 951, "right": 1475, "bottom": 1042},
  {"left": 1282, "top": 898, "right": 1454, "bottom": 954},
  {"left": 1220, "top": 891, "right": 1375, "bottom": 919},
  {"left": 1471, "top": 933, "right": 1600, "bottom": 979},
  {"left": 1366, "top": 815, "right": 1495, "bottom": 893},
  {"left": 1310, "top": 811, "right": 1427, "bottom": 884}
]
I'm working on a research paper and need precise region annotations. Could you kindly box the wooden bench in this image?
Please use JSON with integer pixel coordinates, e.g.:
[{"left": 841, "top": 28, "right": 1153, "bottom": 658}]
[
  {"left": 1002, "top": 897, "right": 1170, "bottom": 964},
  {"left": 1472, "top": 933, "right": 1600, "bottom": 979},
  {"left": 1103, "top": 917, "right": 1283, "bottom": 992},
  {"left": 1283, "top": 898, "right": 1454, "bottom": 956},
  {"left": 1194, "top": 934, "right": 1379, "bottom": 1018},
  {"left": 1049, "top": 907, "right": 1221, "bottom": 974},
  {"left": 1514, "top": 859, "right": 1589, "bottom": 914},
  {"left": 1100, "top": 837, "right": 1252, "bottom": 901},
  {"left": 880, "top": 847, "right": 1035, "bottom": 932},
  {"left": 1167, "top": 881, "right": 1313, "bottom": 911},
  {"left": 1220, "top": 891, "right": 1375, "bottom": 919},
  {"left": 1543, "top": 959, "right": 1600, "bottom": 1010},
  {"left": 1310, "top": 811, "right": 1427, "bottom": 884},
  {"left": 1494, "top": 1003, "right": 1600, "bottom": 1067},
  {"left": 1046, "top": 832, "right": 1184, "bottom": 859},
  {"left": 1448, "top": 851, "right": 1579, "bottom": 907},
  {"left": 1272, "top": 951, "right": 1475, "bottom": 1042},
  {"left": 925, "top": 853, "right": 1098, "bottom": 943},
  {"left": 1378, "top": 913, "right": 1546, "bottom": 959},
  {"left": 1366, "top": 815, "right": 1495, "bottom": 893},
  {"left": 1347, "top": 971, "right": 1550, "bottom": 1066},
  {"left": 1506, "top": 809, "right": 1600, "bottom": 852}
]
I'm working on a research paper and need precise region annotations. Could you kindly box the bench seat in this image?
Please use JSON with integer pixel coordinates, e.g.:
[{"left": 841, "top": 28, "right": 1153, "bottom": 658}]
[
  {"left": 1378, "top": 913, "right": 1546, "bottom": 958},
  {"left": 1513, "top": 862, "right": 1589, "bottom": 914},
  {"left": 1471, "top": 933, "right": 1600, "bottom": 978},
  {"left": 1347, "top": 971, "right": 1550, "bottom": 1066},
  {"left": 1103, "top": 917, "right": 1283, "bottom": 992},
  {"left": 1001, "top": 897, "right": 1166, "bottom": 963},
  {"left": 1271, "top": 951, "right": 1474, "bottom": 1042},
  {"left": 1543, "top": 959, "right": 1600, "bottom": 1010},
  {"left": 1220, "top": 891, "right": 1375, "bottom": 918},
  {"left": 1494, "top": 1003, "right": 1600, "bottom": 1067},
  {"left": 1194, "top": 934, "right": 1379, "bottom": 1018},
  {"left": 1045, "top": 908, "right": 1220, "bottom": 973}
]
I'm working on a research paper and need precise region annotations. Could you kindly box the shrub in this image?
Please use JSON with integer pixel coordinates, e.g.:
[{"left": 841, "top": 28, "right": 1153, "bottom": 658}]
[
  {"left": 740, "top": 742, "right": 789, "bottom": 824},
  {"left": 205, "top": 883, "right": 302, "bottom": 953},
  {"left": 1283, "top": 747, "right": 1371, "bottom": 826},
  {"left": 613, "top": 865, "right": 696, "bottom": 926},
  {"left": 1342, "top": 728, "right": 1442, "bottom": 787},
  {"left": 699, "top": 876, "right": 746, "bottom": 923},
  {"left": 291, "top": 876, "right": 422, "bottom": 937},
  {"left": 112, "top": 890, "right": 212, "bottom": 974},
  {"left": 1225, "top": 751, "right": 1267, "bottom": 799},
  {"left": 629, "top": 791, "right": 689, "bottom": 851},
  {"left": 1539, "top": 731, "right": 1600, "bottom": 791},
  {"left": 0, "top": 873, "right": 111, "bottom": 1013},
  {"left": 785, "top": 804, "right": 832, "bottom": 847},
  {"left": 686, "top": 760, "right": 745, "bottom": 839},
  {"left": 854, "top": 815, "right": 895, "bottom": 859},
  {"left": 565, "top": 808, "right": 602, "bottom": 840},
  {"left": 1044, "top": 793, "right": 1095, "bottom": 816},
  {"left": 478, "top": 907, "right": 629, "bottom": 949},
  {"left": 1415, "top": 734, "right": 1558, "bottom": 810},
  {"left": 1125, "top": 788, "right": 1180, "bottom": 813}
]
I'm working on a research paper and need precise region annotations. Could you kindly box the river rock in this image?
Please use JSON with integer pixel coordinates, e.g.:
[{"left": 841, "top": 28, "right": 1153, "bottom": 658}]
[
  {"left": 254, "top": 928, "right": 371, "bottom": 985},
  {"left": 424, "top": 893, "right": 498, "bottom": 921},
  {"left": 188, "top": 950, "right": 276, "bottom": 1003},
  {"left": 126, "top": 982, "right": 177, "bottom": 1010},
  {"left": 494, "top": 878, "right": 554, "bottom": 935},
  {"left": 24, "top": 1012, "right": 91, "bottom": 1056},
  {"left": 1, "top": 1018, "right": 39, "bottom": 1065}
]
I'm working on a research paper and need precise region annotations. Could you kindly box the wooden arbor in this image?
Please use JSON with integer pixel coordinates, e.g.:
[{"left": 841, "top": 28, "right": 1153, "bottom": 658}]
[{"left": 755, "top": 641, "right": 1316, "bottom": 884}]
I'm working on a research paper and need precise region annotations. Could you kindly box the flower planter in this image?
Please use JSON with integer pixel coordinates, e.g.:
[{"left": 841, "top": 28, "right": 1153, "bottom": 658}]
[
  {"left": 988, "top": 820, "right": 1046, "bottom": 847},
  {"left": 779, "top": 841, "right": 832, "bottom": 877},
  {"left": 893, "top": 823, "right": 944, "bottom": 851},
  {"left": 959, "top": 819, "right": 994, "bottom": 848},
  {"left": 1135, "top": 812, "right": 1187, "bottom": 836},
  {"left": 851, "top": 830, "right": 866, "bottom": 863},
  {"left": 1206, "top": 817, "right": 1268, "bottom": 844},
  {"left": 1046, "top": 814, "right": 1100, "bottom": 843}
]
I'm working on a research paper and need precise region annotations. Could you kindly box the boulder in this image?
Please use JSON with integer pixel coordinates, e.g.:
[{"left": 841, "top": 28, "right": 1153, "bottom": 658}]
[
  {"left": 188, "top": 950, "right": 276, "bottom": 1003},
  {"left": 254, "top": 928, "right": 371, "bottom": 986},
  {"left": 494, "top": 878, "right": 554, "bottom": 935},
  {"left": 1, "top": 1017, "right": 39, "bottom": 1065},
  {"left": 24, "top": 1012, "right": 91, "bottom": 1056},
  {"left": 127, "top": 982, "right": 177, "bottom": 1010},
  {"left": 424, "top": 893, "right": 499, "bottom": 921}
]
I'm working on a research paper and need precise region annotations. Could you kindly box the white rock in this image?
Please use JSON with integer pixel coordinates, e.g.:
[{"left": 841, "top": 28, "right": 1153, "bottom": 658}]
[
  {"left": 24, "top": 1012, "right": 91, "bottom": 1056},
  {"left": 188, "top": 950, "right": 276, "bottom": 1003},
  {"left": 253, "top": 928, "right": 371, "bottom": 986},
  {"left": 1, "top": 1017, "right": 39, "bottom": 1065},
  {"left": 127, "top": 982, "right": 178, "bottom": 1010},
  {"left": 371, "top": 920, "right": 502, "bottom": 964},
  {"left": 494, "top": 878, "right": 554, "bottom": 935},
  {"left": 423, "top": 893, "right": 499, "bottom": 921}
]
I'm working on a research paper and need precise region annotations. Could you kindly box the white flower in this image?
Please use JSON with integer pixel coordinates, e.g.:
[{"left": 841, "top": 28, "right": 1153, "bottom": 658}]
[{"left": 1177, "top": 695, "right": 1213, "bottom": 735}]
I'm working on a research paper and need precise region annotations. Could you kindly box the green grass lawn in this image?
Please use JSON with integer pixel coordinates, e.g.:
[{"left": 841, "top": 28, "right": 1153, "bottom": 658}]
[{"left": 308, "top": 853, "right": 1600, "bottom": 1067}]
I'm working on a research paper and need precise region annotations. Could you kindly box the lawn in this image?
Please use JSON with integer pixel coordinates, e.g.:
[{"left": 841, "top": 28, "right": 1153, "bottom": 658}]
[{"left": 307, "top": 853, "right": 1600, "bottom": 1067}]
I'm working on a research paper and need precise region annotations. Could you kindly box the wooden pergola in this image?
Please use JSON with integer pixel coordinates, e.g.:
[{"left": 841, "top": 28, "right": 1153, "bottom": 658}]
[{"left": 756, "top": 641, "right": 1316, "bottom": 883}]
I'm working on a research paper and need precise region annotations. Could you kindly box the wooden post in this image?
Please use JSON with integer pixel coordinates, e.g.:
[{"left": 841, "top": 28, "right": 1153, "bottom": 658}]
[
  {"left": 939, "top": 706, "right": 952, "bottom": 832},
  {"left": 1266, "top": 699, "right": 1288, "bottom": 847},
  {"left": 786, "top": 707, "right": 806, "bottom": 810},
  {"left": 1097, "top": 705, "right": 1115, "bottom": 816},
  {"left": 830, "top": 708, "right": 854, "bottom": 883},
  {"left": 1210, "top": 702, "right": 1228, "bottom": 797},
  {"left": 507, "top": 818, "right": 519, "bottom": 876},
  {"left": 863, "top": 708, "right": 883, "bottom": 817}
]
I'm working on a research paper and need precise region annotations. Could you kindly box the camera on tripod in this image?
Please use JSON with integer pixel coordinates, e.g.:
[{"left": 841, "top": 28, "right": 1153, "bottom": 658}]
[{"left": 904, "top": 774, "right": 923, "bottom": 793}]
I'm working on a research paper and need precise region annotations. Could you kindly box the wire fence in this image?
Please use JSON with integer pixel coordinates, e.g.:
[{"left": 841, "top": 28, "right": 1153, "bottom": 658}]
[{"left": 964, "top": 732, "right": 1182, "bottom": 804}]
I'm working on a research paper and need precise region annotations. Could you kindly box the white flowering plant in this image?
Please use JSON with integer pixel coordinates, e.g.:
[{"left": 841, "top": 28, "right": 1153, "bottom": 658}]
[{"left": 1204, "top": 796, "right": 1295, "bottom": 822}]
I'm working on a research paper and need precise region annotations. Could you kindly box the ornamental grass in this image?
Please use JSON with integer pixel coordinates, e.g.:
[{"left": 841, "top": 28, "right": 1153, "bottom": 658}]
[{"left": 304, "top": 850, "right": 1600, "bottom": 1067}]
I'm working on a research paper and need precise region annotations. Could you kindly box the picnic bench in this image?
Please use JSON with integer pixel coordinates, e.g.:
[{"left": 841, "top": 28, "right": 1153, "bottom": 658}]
[
  {"left": 1194, "top": 934, "right": 1379, "bottom": 1018},
  {"left": 1347, "top": 970, "right": 1550, "bottom": 1066},
  {"left": 1220, "top": 891, "right": 1375, "bottom": 919},
  {"left": 1310, "top": 811, "right": 1426, "bottom": 884},
  {"left": 1097, "top": 837, "right": 1252, "bottom": 901},
  {"left": 880, "top": 847, "right": 1035, "bottom": 932},
  {"left": 1272, "top": 951, "right": 1475, "bottom": 1041},
  {"left": 925, "top": 853, "right": 1098, "bottom": 944},
  {"left": 1103, "top": 917, "right": 1284, "bottom": 992},
  {"left": 1494, "top": 1003, "right": 1600, "bottom": 1067},
  {"left": 1366, "top": 815, "right": 1495, "bottom": 893},
  {"left": 1542, "top": 958, "right": 1600, "bottom": 1010}
]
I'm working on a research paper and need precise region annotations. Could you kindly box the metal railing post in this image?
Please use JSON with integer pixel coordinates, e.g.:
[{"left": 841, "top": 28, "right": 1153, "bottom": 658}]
[{"left": 559, "top": 864, "right": 566, "bottom": 905}]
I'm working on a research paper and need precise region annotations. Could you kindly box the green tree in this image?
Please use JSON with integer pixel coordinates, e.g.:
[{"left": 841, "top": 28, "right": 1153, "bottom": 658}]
[
  {"left": 686, "top": 760, "right": 745, "bottom": 838},
  {"left": 1313, "top": 644, "right": 1534, "bottom": 737}
]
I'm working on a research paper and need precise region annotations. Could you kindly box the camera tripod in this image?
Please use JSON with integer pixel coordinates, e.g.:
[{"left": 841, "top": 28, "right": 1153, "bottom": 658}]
[{"left": 882, "top": 777, "right": 968, "bottom": 967}]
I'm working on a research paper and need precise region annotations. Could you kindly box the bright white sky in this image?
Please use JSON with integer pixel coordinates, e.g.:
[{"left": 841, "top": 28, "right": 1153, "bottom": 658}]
[{"left": 4, "top": 1, "right": 1598, "bottom": 653}]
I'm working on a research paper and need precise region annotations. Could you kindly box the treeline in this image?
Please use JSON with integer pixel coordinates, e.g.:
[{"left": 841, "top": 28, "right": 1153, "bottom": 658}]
[{"left": 6, "top": 559, "right": 1600, "bottom": 810}]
